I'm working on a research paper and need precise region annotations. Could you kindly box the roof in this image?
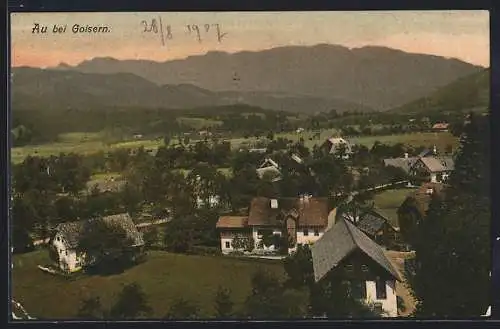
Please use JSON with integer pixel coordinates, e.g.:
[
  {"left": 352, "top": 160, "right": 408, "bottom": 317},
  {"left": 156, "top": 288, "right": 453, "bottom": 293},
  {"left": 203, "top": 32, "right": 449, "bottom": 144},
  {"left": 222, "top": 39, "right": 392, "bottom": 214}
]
[
  {"left": 418, "top": 156, "right": 455, "bottom": 172},
  {"left": 356, "top": 211, "right": 391, "bottom": 236},
  {"left": 327, "top": 137, "right": 349, "bottom": 145},
  {"left": 259, "top": 158, "right": 279, "bottom": 169},
  {"left": 256, "top": 166, "right": 282, "bottom": 181},
  {"left": 311, "top": 218, "right": 402, "bottom": 283},
  {"left": 432, "top": 123, "right": 449, "bottom": 129},
  {"left": 216, "top": 216, "right": 249, "bottom": 229},
  {"left": 247, "top": 197, "right": 329, "bottom": 227},
  {"left": 383, "top": 157, "right": 418, "bottom": 174},
  {"left": 55, "top": 213, "right": 144, "bottom": 249}
]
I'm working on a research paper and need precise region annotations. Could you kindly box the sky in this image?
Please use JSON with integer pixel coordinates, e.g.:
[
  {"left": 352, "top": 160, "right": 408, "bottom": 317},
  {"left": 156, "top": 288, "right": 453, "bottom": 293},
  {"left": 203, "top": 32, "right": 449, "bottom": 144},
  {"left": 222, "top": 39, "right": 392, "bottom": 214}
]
[{"left": 10, "top": 10, "right": 490, "bottom": 68}]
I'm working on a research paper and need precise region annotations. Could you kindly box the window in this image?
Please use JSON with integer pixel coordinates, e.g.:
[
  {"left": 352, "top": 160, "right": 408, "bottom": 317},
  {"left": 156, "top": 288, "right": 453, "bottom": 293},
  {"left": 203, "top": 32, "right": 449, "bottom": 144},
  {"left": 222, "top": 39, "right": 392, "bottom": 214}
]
[
  {"left": 303, "top": 229, "right": 309, "bottom": 236},
  {"left": 361, "top": 265, "right": 369, "bottom": 272},
  {"left": 374, "top": 302, "right": 383, "bottom": 314},
  {"left": 225, "top": 242, "right": 230, "bottom": 249},
  {"left": 314, "top": 229, "right": 320, "bottom": 236},
  {"left": 345, "top": 264, "right": 354, "bottom": 272},
  {"left": 351, "top": 280, "right": 367, "bottom": 299},
  {"left": 375, "top": 278, "right": 387, "bottom": 299}
]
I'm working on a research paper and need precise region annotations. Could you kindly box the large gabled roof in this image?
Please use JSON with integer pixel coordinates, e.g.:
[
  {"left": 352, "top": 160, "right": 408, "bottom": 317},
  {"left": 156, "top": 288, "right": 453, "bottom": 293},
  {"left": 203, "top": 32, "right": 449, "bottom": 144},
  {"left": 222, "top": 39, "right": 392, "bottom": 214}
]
[
  {"left": 55, "top": 213, "right": 144, "bottom": 249},
  {"left": 311, "top": 218, "right": 402, "bottom": 283}
]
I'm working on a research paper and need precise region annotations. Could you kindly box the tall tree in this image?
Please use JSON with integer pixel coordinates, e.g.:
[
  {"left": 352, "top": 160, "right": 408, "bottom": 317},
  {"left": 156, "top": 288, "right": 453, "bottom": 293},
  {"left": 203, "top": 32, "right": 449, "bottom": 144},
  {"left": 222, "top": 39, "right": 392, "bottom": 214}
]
[
  {"left": 109, "top": 282, "right": 152, "bottom": 319},
  {"left": 214, "top": 286, "right": 234, "bottom": 318},
  {"left": 409, "top": 113, "right": 490, "bottom": 317}
]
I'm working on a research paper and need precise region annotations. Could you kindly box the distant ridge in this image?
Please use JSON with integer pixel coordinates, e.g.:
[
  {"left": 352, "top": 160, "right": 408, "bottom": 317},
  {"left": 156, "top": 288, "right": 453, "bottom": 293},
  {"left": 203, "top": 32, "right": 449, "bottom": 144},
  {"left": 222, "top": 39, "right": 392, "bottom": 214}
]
[{"left": 51, "top": 44, "right": 483, "bottom": 110}]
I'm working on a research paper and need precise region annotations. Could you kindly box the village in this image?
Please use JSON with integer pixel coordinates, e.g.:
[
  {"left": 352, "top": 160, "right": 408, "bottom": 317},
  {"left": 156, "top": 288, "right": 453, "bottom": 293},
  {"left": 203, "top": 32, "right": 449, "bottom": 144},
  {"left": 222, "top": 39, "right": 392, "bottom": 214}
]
[
  {"left": 10, "top": 10, "right": 492, "bottom": 321},
  {"left": 11, "top": 111, "right": 490, "bottom": 320}
]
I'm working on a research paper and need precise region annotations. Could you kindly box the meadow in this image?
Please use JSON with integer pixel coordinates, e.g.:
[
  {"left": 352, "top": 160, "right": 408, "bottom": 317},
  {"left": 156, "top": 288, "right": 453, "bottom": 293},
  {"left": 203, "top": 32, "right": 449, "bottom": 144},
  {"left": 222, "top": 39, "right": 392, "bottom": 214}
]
[
  {"left": 11, "top": 129, "right": 459, "bottom": 165},
  {"left": 372, "top": 188, "right": 417, "bottom": 227},
  {"left": 12, "top": 250, "right": 289, "bottom": 319}
]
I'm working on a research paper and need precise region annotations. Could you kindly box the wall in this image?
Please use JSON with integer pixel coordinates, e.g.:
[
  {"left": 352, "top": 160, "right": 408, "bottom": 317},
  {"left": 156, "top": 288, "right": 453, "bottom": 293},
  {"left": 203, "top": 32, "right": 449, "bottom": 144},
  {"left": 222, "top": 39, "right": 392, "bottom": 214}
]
[
  {"left": 296, "top": 227, "right": 324, "bottom": 245},
  {"left": 365, "top": 279, "right": 398, "bottom": 317},
  {"left": 220, "top": 230, "right": 253, "bottom": 254},
  {"left": 52, "top": 233, "right": 84, "bottom": 273}
]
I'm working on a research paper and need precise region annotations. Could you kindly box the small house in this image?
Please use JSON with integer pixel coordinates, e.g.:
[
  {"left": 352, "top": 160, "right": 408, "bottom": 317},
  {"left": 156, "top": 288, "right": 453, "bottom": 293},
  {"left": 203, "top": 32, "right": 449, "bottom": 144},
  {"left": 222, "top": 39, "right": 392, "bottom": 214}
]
[
  {"left": 311, "top": 218, "right": 402, "bottom": 317},
  {"left": 320, "top": 137, "right": 353, "bottom": 158},
  {"left": 409, "top": 156, "right": 454, "bottom": 183},
  {"left": 256, "top": 158, "right": 282, "bottom": 182},
  {"left": 49, "top": 213, "right": 144, "bottom": 273}
]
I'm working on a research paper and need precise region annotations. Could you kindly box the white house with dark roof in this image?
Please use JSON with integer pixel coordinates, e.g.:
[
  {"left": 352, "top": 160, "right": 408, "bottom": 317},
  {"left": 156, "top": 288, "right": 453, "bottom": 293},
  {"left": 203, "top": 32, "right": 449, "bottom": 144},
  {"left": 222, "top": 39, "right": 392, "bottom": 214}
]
[
  {"left": 50, "top": 213, "right": 144, "bottom": 273},
  {"left": 311, "top": 218, "right": 402, "bottom": 317}
]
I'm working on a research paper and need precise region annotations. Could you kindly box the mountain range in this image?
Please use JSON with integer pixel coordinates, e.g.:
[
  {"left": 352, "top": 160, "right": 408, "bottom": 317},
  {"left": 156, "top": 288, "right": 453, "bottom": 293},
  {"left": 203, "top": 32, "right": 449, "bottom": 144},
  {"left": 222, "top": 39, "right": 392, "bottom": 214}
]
[{"left": 12, "top": 44, "right": 486, "bottom": 113}]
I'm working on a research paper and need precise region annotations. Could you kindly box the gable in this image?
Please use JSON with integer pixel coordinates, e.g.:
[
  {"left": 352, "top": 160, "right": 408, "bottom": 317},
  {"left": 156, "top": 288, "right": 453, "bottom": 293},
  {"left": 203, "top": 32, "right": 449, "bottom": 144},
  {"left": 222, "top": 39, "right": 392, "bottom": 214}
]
[{"left": 311, "top": 218, "right": 402, "bottom": 283}]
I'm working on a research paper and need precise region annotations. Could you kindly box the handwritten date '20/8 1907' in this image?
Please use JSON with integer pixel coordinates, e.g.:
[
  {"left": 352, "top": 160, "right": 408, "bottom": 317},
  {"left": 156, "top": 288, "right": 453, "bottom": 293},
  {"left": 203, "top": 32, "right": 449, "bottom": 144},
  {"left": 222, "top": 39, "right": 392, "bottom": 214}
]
[{"left": 141, "top": 17, "right": 227, "bottom": 46}]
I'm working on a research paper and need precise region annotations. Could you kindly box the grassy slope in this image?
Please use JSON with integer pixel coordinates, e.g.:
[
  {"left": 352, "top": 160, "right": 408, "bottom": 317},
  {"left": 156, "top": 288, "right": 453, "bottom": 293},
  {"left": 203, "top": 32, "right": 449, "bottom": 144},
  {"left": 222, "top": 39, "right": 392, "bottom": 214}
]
[
  {"left": 12, "top": 250, "right": 287, "bottom": 319},
  {"left": 372, "top": 188, "right": 417, "bottom": 227},
  {"left": 390, "top": 68, "right": 489, "bottom": 114}
]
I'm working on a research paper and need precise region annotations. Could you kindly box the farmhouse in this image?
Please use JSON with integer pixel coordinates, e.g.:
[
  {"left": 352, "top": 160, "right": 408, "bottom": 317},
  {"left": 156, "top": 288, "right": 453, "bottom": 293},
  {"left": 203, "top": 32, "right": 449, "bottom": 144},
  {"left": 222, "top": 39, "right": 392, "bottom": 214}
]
[
  {"left": 216, "top": 196, "right": 332, "bottom": 255},
  {"left": 320, "top": 137, "right": 353, "bottom": 158},
  {"left": 311, "top": 218, "right": 402, "bottom": 317},
  {"left": 409, "top": 156, "right": 454, "bottom": 183},
  {"left": 256, "top": 158, "right": 282, "bottom": 182},
  {"left": 49, "top": 213, "right": 144, "bottom": 273},
  {"left": 383, "top": 154, "right": 418, "bottom": 175},
  {"left": 255, "top": 153, "right": 306, "bottom": 182}
]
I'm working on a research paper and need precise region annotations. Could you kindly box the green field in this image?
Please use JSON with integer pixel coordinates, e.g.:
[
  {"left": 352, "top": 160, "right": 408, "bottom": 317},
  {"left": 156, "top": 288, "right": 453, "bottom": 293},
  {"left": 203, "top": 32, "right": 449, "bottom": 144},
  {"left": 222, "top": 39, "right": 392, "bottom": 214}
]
[
  {"left": 11, "top": 130, "right": 458, "bottom": 165},
  {"left": 176, "top": 117, "right": 223, "bottom": 129},
  {"left": 12, "top": 250, "right": 287, "bottom": 319},
  {"left": 350, "top": 132, "right": 459, "bottom": 151},
  {"left": 372, "top": 188, "right": 417, "bottom": 227}
]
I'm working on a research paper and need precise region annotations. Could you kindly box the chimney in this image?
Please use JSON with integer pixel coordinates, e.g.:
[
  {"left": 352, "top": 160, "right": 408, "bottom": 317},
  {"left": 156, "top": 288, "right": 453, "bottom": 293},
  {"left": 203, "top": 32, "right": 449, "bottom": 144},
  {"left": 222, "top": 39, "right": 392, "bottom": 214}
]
[
  {"left": 426, "top": 188, "right": 434, "bottom": 195},
  {"left": 404, "top": 152, "right": 409, "bottom": 160},
  {"left": 433, "top": 145, "right": 437, "bottom": 155}
]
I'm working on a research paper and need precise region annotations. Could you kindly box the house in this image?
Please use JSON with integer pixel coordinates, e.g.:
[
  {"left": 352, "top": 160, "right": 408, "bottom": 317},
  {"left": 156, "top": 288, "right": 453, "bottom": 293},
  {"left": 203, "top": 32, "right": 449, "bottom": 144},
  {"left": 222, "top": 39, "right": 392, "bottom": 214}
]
[
  {"left": 397, "top": 182, "right": 446, "bottom": 247},
  {"left": 216, "top": 196, "right": 331, "bottom": 255},
  {"left": 256, "top": 158, "right": 282, "bottom": 182},
  {"left": 383, "top": 154, "right": 418, "bottom": 175},
  {"left": 320, "top": 137, "right": 353, "bottom": 158},
  {"left": 409, "top": 156, "right": 454, "bottom": 183},
  {"left": 255, "top": 153, "right": 307, "bottom": 182},
  {"left": 432, "top": 123, "right": 449, "bottom": 132},
  {"left": 311, "top": 218, "right": 402, "bottom": 317},
  {"left": 50, "top": 213, "right": 144, "bottom": 273}
]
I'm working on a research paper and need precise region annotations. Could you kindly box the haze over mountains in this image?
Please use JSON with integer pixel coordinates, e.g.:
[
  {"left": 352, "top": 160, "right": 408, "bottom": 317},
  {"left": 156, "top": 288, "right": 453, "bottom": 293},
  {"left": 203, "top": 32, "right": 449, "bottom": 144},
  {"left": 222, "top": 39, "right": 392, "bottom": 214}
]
[{"left": 13, "top": 44, "right": 485, "bottom": 113}]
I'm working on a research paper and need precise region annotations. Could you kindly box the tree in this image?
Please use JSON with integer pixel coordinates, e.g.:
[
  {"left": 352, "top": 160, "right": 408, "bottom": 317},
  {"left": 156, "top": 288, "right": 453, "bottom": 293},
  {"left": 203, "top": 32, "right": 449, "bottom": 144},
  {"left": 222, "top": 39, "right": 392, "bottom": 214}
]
[
  {"left": 409, "top": 114, "right": 490, "bottom": 317},
  {"left": 77, "top": 296, "right": 105, "bottom": 319},
  {"left": 241, "top": 269, "right": 308, "bottom": 319},
  {"left": 164, "top": 298, "right": 199, "bottom": 320},
  {"left": 76, "top": 219, "right": 135, "bottom": 273},
  {"left": 109, "top": 282, "right": 152, "bottom": 319},
  {"left": 231, "top": 234, "right": 255, "bottom": 252},
  {"left": 283, "top": 244, "right": 315, "bottom": 289},
  {"left": 214, "top": 286, "right": 234, "bottom": 318}
]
